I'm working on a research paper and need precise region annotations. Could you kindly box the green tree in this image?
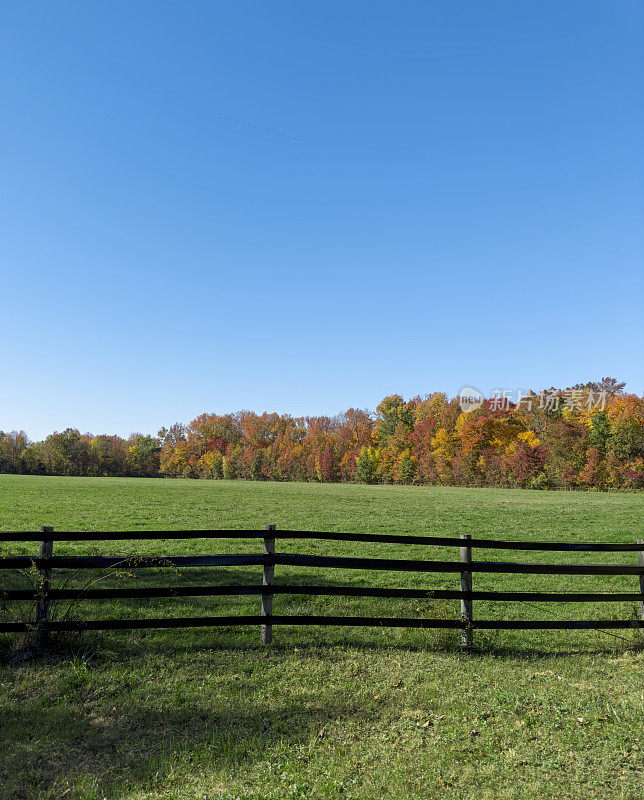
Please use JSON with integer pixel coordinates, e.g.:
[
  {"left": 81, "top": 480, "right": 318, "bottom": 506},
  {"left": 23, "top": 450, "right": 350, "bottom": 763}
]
[
  {"left": 375, "top": 395, "right": 414, "bottom": 445},
  {"left": 356, "top": 447, "right": 380, "bottom": 484},
  {"left": 397, "top": 453, "right": 416, "bottom": 484},
  {"left": 126, "top": 435, "right": 161, "bottom": 477},
  {"left": 589, "top": 412, "right": 611, "bottom": 452}
]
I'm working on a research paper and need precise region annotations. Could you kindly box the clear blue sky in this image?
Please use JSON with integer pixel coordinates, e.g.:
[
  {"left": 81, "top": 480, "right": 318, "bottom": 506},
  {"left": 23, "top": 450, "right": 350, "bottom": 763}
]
[{"left": 2, "top": 0, "right": 643, "bottom": 441}]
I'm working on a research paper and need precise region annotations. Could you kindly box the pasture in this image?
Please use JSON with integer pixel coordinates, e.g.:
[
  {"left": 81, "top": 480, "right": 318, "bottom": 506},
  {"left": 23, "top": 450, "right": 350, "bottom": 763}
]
[{"left": 0, "top": 476, "right": 642, "bottom": 800}]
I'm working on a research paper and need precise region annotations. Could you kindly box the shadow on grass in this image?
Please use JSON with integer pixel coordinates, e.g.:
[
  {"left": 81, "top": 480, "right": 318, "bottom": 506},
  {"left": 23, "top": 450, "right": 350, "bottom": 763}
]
[
  {"left": 2, "top": 635, "right": 640, "bottom": 800},
  {"left": 0, "top": 679, "right": 362, "bottom": 799}
]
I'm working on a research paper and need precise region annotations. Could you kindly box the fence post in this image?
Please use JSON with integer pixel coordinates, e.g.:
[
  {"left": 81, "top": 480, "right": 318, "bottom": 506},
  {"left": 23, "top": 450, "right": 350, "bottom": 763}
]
[
  {"left": 261, "top": 524, "right": 276, "bottom": 645},
  {"left": 638, "top": 539, "right": 644, "bottom": 644},
  {"left": 35, "top": 526, "right": 54, "bottom": 649},
  {"left": 460, "top": 534, "right": 473, "bottom": 650}
]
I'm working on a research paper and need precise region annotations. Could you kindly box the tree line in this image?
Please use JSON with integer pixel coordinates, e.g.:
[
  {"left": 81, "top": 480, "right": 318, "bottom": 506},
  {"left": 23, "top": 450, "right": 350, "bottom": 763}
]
[{"left": 1, "top": 379, "right": 642, "bottom": 489}]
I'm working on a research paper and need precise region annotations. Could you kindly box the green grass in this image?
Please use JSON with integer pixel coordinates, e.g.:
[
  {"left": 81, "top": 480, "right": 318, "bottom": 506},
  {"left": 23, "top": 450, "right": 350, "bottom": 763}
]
[{"left": 0, "top": 476, "right": 642, "bottom": 800}]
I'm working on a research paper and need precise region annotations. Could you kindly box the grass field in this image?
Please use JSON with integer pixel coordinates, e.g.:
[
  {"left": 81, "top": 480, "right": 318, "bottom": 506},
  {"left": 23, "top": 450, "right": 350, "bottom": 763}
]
[{"left": 0, "top": 476, "right": 642, "bottom": 800}]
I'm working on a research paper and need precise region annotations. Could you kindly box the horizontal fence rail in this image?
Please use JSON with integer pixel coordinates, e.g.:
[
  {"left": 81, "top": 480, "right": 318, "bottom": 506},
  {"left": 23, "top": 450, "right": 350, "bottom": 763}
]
[
  {"left": 2, "top": 586, "right": 643, "bottom": 603},
  {"left": 0, "top": 526, "right": 643, "bottom": 648},
  {"left": 1, "top": 553, "right": 641, "bottom": 575},
  {"left": 1, "top": 617, "right": 641, "bottom": 634},
  {"left": 0, "top": 554, "right": 266, "bottom": 570},
  {"left": 1, "top": 529, "right": 642, "bottom": 550}
]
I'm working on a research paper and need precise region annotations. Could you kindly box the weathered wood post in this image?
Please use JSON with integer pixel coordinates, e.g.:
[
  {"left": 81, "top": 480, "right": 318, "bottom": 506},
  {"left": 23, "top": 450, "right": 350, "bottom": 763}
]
[
  {"left": 638, "top": 539, "right": 644, "bottom": 644},
  {"left": 261, "top": 524, "right": 276, "bottom": 645},
  {"left": 460, "top": 533, "right": 473, "bottom": 650},
  {"left": 35, "top": 526, "right": 54, "bottom": 649}
]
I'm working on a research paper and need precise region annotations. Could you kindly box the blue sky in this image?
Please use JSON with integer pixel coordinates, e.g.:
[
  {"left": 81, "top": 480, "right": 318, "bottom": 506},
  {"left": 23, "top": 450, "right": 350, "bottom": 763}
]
[{"left": 2, "top": 0, "right": 643, "bottom": 441}]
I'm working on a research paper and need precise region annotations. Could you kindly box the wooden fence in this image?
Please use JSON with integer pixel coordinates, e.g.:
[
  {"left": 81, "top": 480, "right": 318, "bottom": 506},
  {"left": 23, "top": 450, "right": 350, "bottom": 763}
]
[{"left": 1, "top": 526, "right": 643, "bottom": 649}]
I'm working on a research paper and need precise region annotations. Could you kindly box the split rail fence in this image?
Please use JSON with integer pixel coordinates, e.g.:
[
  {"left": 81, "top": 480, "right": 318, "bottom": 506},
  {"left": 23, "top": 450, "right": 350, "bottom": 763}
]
[{"left": 1, "top": 526, "right": 643, "bottom": 649}]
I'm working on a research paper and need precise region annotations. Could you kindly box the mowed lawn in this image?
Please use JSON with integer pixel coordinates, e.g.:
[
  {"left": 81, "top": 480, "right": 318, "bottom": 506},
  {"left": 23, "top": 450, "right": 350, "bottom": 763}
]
[{"left": 0, "top": 476, "right": 642, "bottom": 800}]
